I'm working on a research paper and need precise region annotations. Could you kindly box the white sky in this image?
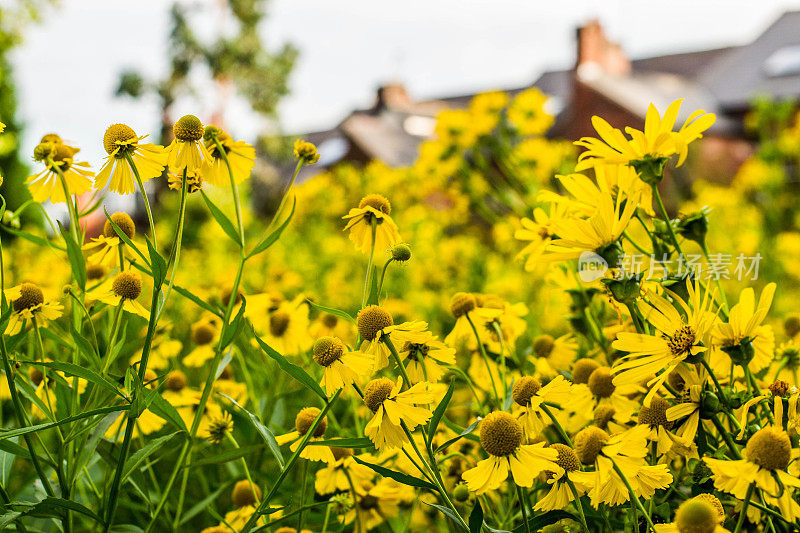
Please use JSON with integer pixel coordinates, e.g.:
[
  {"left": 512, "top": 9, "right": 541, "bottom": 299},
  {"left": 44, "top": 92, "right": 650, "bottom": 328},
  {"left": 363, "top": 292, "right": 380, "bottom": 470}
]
[{"left": 10, "top": 0, "right": 800, "bottom": 166}]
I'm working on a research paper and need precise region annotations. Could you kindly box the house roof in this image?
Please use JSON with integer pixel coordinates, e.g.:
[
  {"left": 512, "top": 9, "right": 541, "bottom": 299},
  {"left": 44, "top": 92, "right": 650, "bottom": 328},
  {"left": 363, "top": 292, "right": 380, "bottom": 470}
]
[{"left": 700, "top": 11, "right": 800, "bottom": 111}]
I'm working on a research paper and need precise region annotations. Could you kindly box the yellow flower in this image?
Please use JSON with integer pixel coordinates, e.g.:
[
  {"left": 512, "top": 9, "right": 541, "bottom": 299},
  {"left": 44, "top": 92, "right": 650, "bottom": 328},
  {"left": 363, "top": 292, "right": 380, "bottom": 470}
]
[
  {"left": 27, "top": 137, "right": 93, "bottom": 204},
  {"left": 612, "top": 278, "right": 718, "bottom": 405},
  {"left": 4, "top": 283, "right": 63, "bottom": 335},
  {"left": 314, "top": 447, "right": 374, "bottom": 495},
  {"left": 82, "top": 212, "right": 136, "bottom": 268},
  {"left": 344, "top": 479, "right": 403, "bottom": 532},
  {"left": 705, "top": 427, "right": 800, "bottom": 522},
  {"left": 462, "top": 411, "right": 561, "bottom": 494},
  {"left": 511, "top": 375, "right": 573, "bottom": 438},
  {"left": 247, "top": 295, "right": 310, "bottom": 355},
  {"left": 444, "top": 292, "right": 502, "bottom": 346},
  {"left": 293, "top": 139, "right": 320, "bottom": 164},
  {"left": 515, "top": 204, "right": 569, "bottom": 271},
  {"left": 574, "top": 425, "right": 673, "bottom": 508},
  {"left": 712, "top": 283, "right": 776, "bottom": 373},
  {"left": 182, "top": 317, "right": 219, "bottom": 367},
  {"left": 654, "top": 494, "right": 728, "bottom": 533},
  {"left": 202, "top": 127, "right": 256, "bottom": 186},
  {"left": 342, "top": 194, "right": 401, "bottom": 254},
  {"left": 398, "top": 331, "right": 455, "bottom": 384},
  {"left": 507, "top": 87, "right": 554, "bottom": 136},
  {"left": 540, "top": 191, "right": 638, "bottom": 263},
  {"left": 363, "top": 377, "right": 434, "bottom": 450},
  {"left": 167, "top": 169, "right": 203, "bottom": 193},
  {"left": 356, "top": 305, "right": 428, "bottom": 371},
  {"left": 95, "top": 124, "right": 167, "bottom": 194},
  {"left": 276, "top": 407, "right": 335, "bottom": 463},
  {"left": 575, "top": 98, "right": 715, "bottom": 172},
  {"left": 665, "top": 365, "right": 705, "bottom": 443},
  {"left": 312, "top": 336, "right": 373, "bottom": 395},
  {"left": 94, "top": 271, "right": 149, "bottom": 319},
  {"left": 533, "top": 444, "right": 590, "bottom": 512},
  {"left": 167, "top": 115, "right": 211, "bottom": 172}
]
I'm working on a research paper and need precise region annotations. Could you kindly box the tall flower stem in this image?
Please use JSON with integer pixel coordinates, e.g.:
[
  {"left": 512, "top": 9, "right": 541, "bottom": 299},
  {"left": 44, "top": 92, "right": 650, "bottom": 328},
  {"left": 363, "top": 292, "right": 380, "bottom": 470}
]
[
  {"left": 700, "top": 241, "right": 729, "bottom": 311},
  {"left": 651, "top": 184, "right": 684, "bottom": 260},
  {"left": 609, "top": 456, "right": 656, "bottom": 532},
  {"left": 733, "top": 483, "right": 756, "bottom": 533},
  {"left": 566, "top": 479, "right": 589, "bottom": 532},
  {"left": 540, "top": 404, "right": 572, "bottom": 446},
  {"left": 157, "top": 167, "right": 189, "bottom": 317},
  {"left": 124, "top": 152, "right": 158, "bottom": 250},
  {"left": 466, "top": 313, "right": 500, "bottom": 407},
  {"left": 239, "top": 390, "right": 341, "bottom": 533},
  {"left": 516, "top": 485, "right": 532, "bottom": 533},
  {"left": 210, "top": 135, "right": 245, "bottom": 246},
  {"left": 361, "top": 219, "right": 377, "bottom": 309},
  {"left": 383, "top": 336, "right": 413, "bottom": 390}
]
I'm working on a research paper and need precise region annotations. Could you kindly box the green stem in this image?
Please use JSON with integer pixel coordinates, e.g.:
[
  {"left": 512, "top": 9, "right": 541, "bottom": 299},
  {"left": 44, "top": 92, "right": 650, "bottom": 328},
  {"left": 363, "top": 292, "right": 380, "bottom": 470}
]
[
  {"left": 466, "top": 314, "right": 500, "bottom": 407},
  {"left": 565, "top": 479, "right": 589, "bottom": 532},
  {"left": 49, "top": 159, "right": 82, "bottom": 245},
  {"left": 700, "top": 241, "right": 729, "bottom": 311},
  {"left": 516, "top": 485, "right": 532, "bottom": 533},
  {"left": 361, "top": 218, "right": 377, "bottom": 309},
  {"left": 383, "top": 336, "right": 413, "bottom": 390},
  {"left": 608, "top": 456, "right": 655, "bottom": 533},
  {"left": 651, "top": 184, "right": 684, "bottom": 260},
  {"left": 733, "top": 483, "right": 755, "bottom": 533},
  {"left": 157, "top": 166, "right": 188, "bottom": 318},
  {"left": 540, "top": 404, "right": 572, "bottom": 446},
  {"left": 239, "top": 390, "right": 341, "bottom": 533},
  {"left": 376, "top": 258, "right": 393, "bottom": 299},
  {"left": 124, "top": 151, "right": 158, "bottom": 250},
  {"left": 211, "top": 135, "right": 245, "bottom": 247}
]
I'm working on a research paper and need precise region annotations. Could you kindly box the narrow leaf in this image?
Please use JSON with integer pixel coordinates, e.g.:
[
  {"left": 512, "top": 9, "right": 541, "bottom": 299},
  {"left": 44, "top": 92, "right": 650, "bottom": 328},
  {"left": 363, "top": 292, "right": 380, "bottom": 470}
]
[
  {"left": 353, "top": 456, "right": 437, "bottom": 491},
  {"left": 201, "top": 190, "right": 241, "bottom": 245},
  {"left": 252, "top": 329, "right": 327, "bottom": 401},
  {"left": 247, "top": 197, "right": 296, "bottom": 258},
  {"left": 23, "top": 360, "right": 124, "bottom": 399},
  {"left": 306, "top": 300, "right": 356, "bottom": 324}
]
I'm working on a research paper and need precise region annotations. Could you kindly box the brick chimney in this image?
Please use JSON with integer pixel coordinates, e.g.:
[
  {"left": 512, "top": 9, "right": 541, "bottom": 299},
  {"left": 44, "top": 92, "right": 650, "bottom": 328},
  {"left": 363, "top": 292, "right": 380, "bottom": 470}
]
[
  {"left": 576, "top": 20, "right": 630, "bottom": 77},
  {"left": 376, "top": 83, "right": 412, "bottom": 111}
]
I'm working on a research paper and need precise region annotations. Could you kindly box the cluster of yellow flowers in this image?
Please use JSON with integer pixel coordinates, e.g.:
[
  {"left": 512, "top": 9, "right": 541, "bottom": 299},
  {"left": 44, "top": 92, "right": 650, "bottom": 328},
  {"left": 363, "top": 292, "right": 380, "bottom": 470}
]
[{"left": 0, "top": 87, "right": 798, "bottom": 533}]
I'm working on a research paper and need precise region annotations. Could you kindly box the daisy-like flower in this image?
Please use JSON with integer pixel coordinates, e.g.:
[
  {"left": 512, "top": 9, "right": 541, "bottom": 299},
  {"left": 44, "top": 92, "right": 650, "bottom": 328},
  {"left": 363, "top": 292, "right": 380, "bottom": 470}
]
[
  {"left": 344, "top": 479, "right": 403, "bottom": 533},
  {"left": 612, "top": 278, "right": 718, "bottom": 405},
  {"left": 705, "top": 426, "right": 800, "bottom": 522},
  {"left": 205, "top": 411, "right": 234, "bottom": 444},
  {"left": 637, "top": 396, "right": 691, "bottom": 459},
  {"left": 4, "top": 282, "right": 63, "bottom": 335},
  {"left": 654, "top": 494, "right": 728, "bottom": 533},
  {"left": 342, "top": 194, "right": 401, "bottom": 254},
  {"left": 444, "top": 292, "right": 502, "bottom": 346},
  {"left": 534, "top": 444, "right": 592, "bottom": 512},
  {"left": 356, "top": 305, "right": 428, "bottom": 371},
  {"left": 82, "top": 212, "right": 136, "bottom": 268},
  {"left": 531, "top": 333, "right": 579, "bottom": 376},
  {"left": 398, "top": 330, "right": 456, "bottom": 384},
  {"left": 201, "top": 126, "right": 256, "bottom": 186},
  {"left": 167, "top": 169, "right": 203, "bottom": 193},
  {"left": 712, "top": 283, "right": 776, "bottom": 373},
  {"left": 314, "top": 447, "right": 374, "bottom": 495},
  {"left": 461, "top": 411, "right": 561, "bottom": 494},
  {"left": 309, "top": 312, "right": 353, "bottom": 342},
  {"left": 183, "top": 317, "right": 219, "bottom": 367},
  {"left": 511, "top": 375, "right": 574, "bottom": 437},
  {"left": 275, "top": 407, "right": 335, "bottom": 463},
  {"left": 94, "top": 124, "right": 167, "bottom": 194},
  {"left": 574, "top": 424, "right": 673, "bottom": 508},
  {"left": 312, "top": 336, "right": 372, "bottom": 395},
  {"left": 362, "top": 377, "right": 434, "bottom": 450},
  {"left": 540, "top": 191, "right": 639, "bottom": 264},
  {"left": 293, "top": 139, "right": 320, "bottom": 164},
  {"left": 773, "top": 340, "right": 800, "bottom": 384},
  {"left": 223, "top": 480, "right": 265, "bottom": 530},
  {"left": 514, "top": 203, "right": 568, "bottom": 272},
  {"left": 248, "top": 296, "right": 310, "bottom": 355},
  {"left": 507, "top": 87, "right": 554, "bottom": 136},
  {"left": 574, "top": 99, "right": 716, "bottom": 175},
  {"left": 213, "top": 365, "right": 249, "bottom": 405},
  {"left": 584, "top": 366, "right": 640, "bottom": 424},
  {"left": 94, "top": 271, "right": 149, "bottom": 319},
  {"left": 27, "top": 136, "right": 94, "bottom": 204},
  {"left": 166, "top": 115, "right": 210, "bottom": 172}
]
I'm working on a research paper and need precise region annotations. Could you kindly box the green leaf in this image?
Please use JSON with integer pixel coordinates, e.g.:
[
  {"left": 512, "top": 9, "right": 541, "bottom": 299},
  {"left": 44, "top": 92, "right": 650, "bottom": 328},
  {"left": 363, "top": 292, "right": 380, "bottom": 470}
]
[
  {"left": 73, "top": 411, "right": 120, "bottom": 478},
  {"left": 185, "top": 444, "right": 263, "bottom": 469},
  {"left": 201, "top": 190, "right": 241, "bottom": 245},
  {"left": 511, "top": 511, "right": 577, "bottom": 533},
  {"left": 1, "top": 497, "right": 105, "bottom": 526},
  {"left": 172, "top": 284, "right": 223, "bottom": 317},
  {"left": 469, "top": 500, "right": 483, "bottom": 533},
  {"left": 146, "top": 237, "right": 167, "bottom": 287},
  {"left": 247, "top": 196, "right": 296, "bottom": 258},
  {"left": 219, "top": 393, "right": 284, "bottom": 468},
  {"left": 252, "top": 328, "right": 327, "bottom": 401},
  {"left": 23, "top": 360, "right": 125, "bottom": 399},
  {"left": 353, "top": 456, "right": 437, "bottom": 491},
  {"left": 307, "top": 437, "right": 374, "bottom": 449},
  {"left": 144, "top": 388, "right": 187, "bottom": 432},
  {"left": 69, "top": 321, "right": 101, "bottom": 368},
  {"left": 0, "top": 405, "right": 129, "bottom": 441},
  {"left": 178, "top": 482, "right": 231, "bottom": 526},
  {"left": 436, "top": 418, "right": 480, "bottom": 454},
  {"left": 420, "top": 501, "right": 468, "bottom": 532},
  {"left": 59, "top": 221, "right": 86, "bottom": 289},
  {"left": 104, "top": 208, "right": 150, "bottom": 267},
  {"left": 3, "top": 227, "right": 65, "bottom": 251},
  {"left": 221, "top": 298, "right": 247, "bottom": 350},
  {"left": 428, "top": 378, "right": 454, "bottom": 438},
  {"left": 123, "top": 431, "right": 183, "bottom": 482},
  {"left": 306, "top": 299, "right": 356, "bottom": 324}
]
